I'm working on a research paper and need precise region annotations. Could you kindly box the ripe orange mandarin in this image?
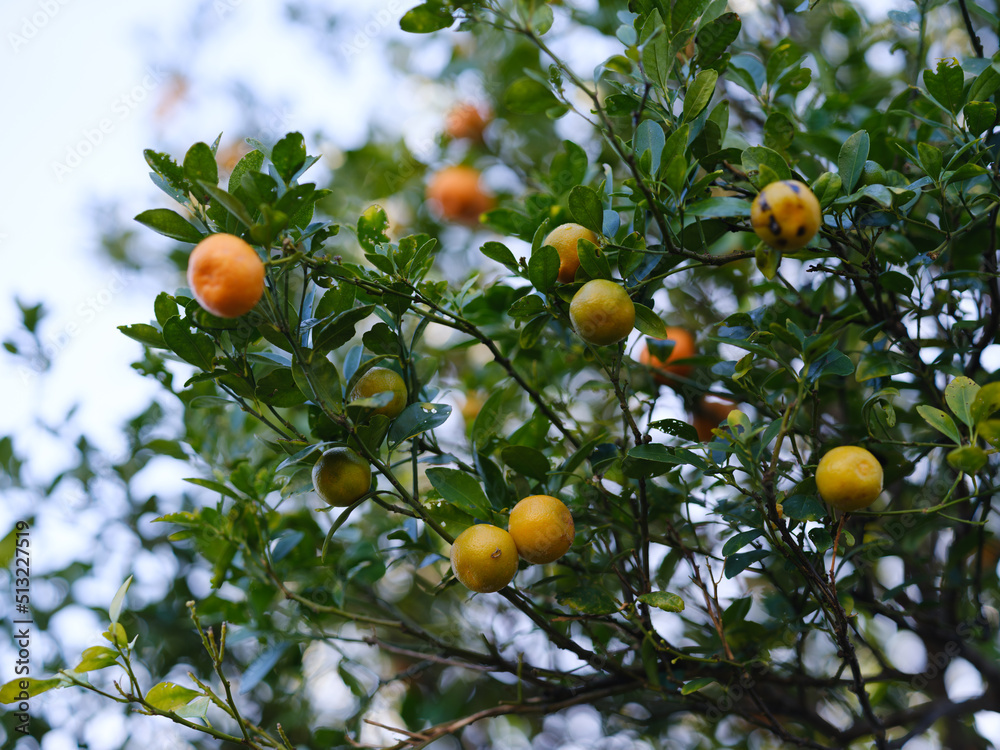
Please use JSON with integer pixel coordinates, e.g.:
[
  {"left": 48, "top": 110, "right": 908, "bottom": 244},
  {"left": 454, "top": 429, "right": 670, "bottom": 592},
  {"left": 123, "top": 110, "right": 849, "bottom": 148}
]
[
  {"left": 187, "top": 233, "right": 265, "bottom": 318},
  {"left": 426, "top": 166, "right": 494, "bottom": 225},
  {"left": 639, "top": 327, "right": 696, "bottom": 386}
]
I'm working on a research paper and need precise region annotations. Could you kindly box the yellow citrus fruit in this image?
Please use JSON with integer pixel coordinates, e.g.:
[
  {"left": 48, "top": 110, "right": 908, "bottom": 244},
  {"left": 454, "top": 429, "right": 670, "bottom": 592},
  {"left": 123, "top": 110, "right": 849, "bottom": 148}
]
[
  {"left": 350, "top": 367, "right": 407, "bottom": 419},
  {"left": 508, "top": 495, "right": 574, "bottom": 564},
  {"left": 750, "top": 180, "right": 822, "bottom": 251},
  {"left": 639, "top": 326, "right": 696, "bottom": 386},
  {"left": 426, "top": 166, "right": 494, "bottom": 225},
  {"left": 449, "top": 524, "right": 519, "bottom": 593},
  {"left": 444, "top": 102, "right": 491, "bottom": 141},
  {"left": 311, "top": 447, "right": 372, "bottom": 507},
  {"left": 543, "top": 223, "right": 600, "bottom": 284},
  {"left": 187, "top": 233, "right": 265, "bottom": 318},
  {"left": 569, "top": 279, "right": 635, "bottom": 346},
  {"left": 815, "top": 446, "right": 884, "bottom": 512}
]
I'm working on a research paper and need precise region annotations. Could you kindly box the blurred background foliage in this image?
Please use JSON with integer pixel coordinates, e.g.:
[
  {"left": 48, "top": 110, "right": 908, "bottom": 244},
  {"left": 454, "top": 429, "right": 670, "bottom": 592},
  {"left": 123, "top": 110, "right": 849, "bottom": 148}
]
[{"left": 3, "top": 0, "right": 1000, "bottom": 748}]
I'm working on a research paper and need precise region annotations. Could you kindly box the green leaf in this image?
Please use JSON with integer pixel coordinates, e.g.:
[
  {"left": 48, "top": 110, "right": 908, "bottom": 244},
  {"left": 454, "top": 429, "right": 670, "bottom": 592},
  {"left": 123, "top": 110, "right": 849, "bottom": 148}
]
[
  {"left": 764, "top": 111, "right": 795, "bottom": 152},
  {"left": 683, "top": 69, "right": 718, "bottom": 122},
  {"left": 681, "top": 677, "right": 717, "bottom": 694},
  {"left": 638, "top": 591, "right": 685, "bottom": 612},
  {"left": 568, "top": 185, "right": 604, "bottom": 233},
  {"left": 575, "top": 237, "right": 611, "bottom": 280},
  {"left": 917, "top": 142, "right": 942, "bottom": 181},
  {"left": 500, "top": 446, "right": 551, "bottom": 482},
  {"left": 427, "top": 468, "right": 493, "bottom": 519},
  {"left": 228, "top": 149, "right": 264, "bottom": 194},
  {"left": 781, "top": 494, "right": 826, "bottom": 521},
  {"left": 805, "top": 349, "right": 854, "bottom": 382},
  {"left": 480, "top": 241, "right": 521, "bottom": 274},
  {"left": 945, "top": 376, "right": 980, "bottom": 428},
  {"left": 74, "top": 646, "right": 120, "bottom": 672},
  {"left": 964, "top": 101, "right": 996, "bottom": 136},
  {"left": 508, "top": 294, "right": 546, "bottom": 319},
  {"left": 839, "top": 130, "right": 870, "bottom": 194},
  {"left": 199, "top": 183, "right": 253, "bottom": 227},
  {"left": 118, "top": 324, "right": 167, "bottom": 349},
  {"left": 162, "top": 319, "right": 216, "bottom": 370},
  {"left": 293, "top": 354, "right": 342, "bottom": 411},
  {"left": 357, "top": 205, "right": 390, "bottom": 253},
  {"left": 971, "top": 382, "right": 1000, "bottom": 424},
  {"left": 313, "top": 305, "right": 376, "bottom": 354},
  {"left": 134, "top": 209, "right": 204, "bottom": 243},
  {"left": 256, "top": 368, "right": 307, "bottom": 407},
  {"left": 399, "top": 3, "right": 453, "bottom": 33},
  {"left": 856, "top": 351, "right": 906, "bottom": 382},
  {"left": 183, "top": 142, "right": 218, "bottom": 192},
  {"left": 724, "top": 549, "right": 770, "bottom": 578},
  {"left": 146, "top": 682, "right": 203, "bottom": 712},
  {"left": 144, "top": 149, "right": 192, "bottom": 197},
  {"left": 272, "top": 132, "right": 306, "bottom": 183},
  {"left": 696, "top": 12, "right": 741, "bottom": 66},
  {"left": 528, "top": 244, "right": 560, "bottom": 292},
  {"left": 684, "top": 196, "right": 751, "bottom": 217},
  {"left": 633, "top": 303, "right": 667, "bottom": 338},
  {"left": 504, "top": 78, "right": 562, "bottom": 115},
  {"left": 673, "top": 0, "right": 711, "bottom": 33},
  {"left": 978, "top": 419, "right": 1000, "bottom": 447},
  {"left": 947, "top": 445, "right": 988, "bottom": 474},
  {"left": 811, "top": 172, "right": 843, "bottom": 208},
  {"left": 635, "top": 119, "right": 666, "bottom": 175},
  {"left": 755, "top": 243, "right": 781, "bottom": 279},
  {"left": 109, "top": 576, "right": 132, "bottom": 626},
  {"left": 923, "top": 58, "right": 965, "bottom": 113},
  {"left": 557, "top": 588, "right": 619, "bottom": 615},
  {"left": 0, "top": 677, "right": 63, "bottom": 704},
  {"left": 387, "top": 402, "right": 453, "bottom": 450},
  {"left": 916, "top": 405, "right": 962, "bottom": 444},
  {"left": 742, "top": 146, "right": 790, "bottom": 188},
  {"left": 722, "top": 529, "right": 764, "bottom": 556}
]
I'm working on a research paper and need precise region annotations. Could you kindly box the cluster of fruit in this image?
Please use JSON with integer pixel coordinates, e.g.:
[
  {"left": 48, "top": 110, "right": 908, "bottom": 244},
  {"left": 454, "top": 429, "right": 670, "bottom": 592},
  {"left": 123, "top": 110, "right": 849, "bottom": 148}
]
[{"left": 182, "top": 168, "right": 883, "bottom": 595}]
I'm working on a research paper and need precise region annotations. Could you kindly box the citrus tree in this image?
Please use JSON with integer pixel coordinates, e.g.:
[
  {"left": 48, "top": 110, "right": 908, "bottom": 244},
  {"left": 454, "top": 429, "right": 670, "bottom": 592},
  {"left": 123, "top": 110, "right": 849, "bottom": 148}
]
[{"left": 4, "top": 0, "right": 1000, "bottom": 748}]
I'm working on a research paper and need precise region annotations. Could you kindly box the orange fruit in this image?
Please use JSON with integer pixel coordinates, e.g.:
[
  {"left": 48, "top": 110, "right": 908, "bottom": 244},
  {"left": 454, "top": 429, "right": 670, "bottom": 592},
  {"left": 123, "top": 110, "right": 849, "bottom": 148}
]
[
  {"left": 450, "top": 524, "right": 519, "bottom": 593},
  {"left": 461, "top": 390, "right": 485, "bottom": 424},
  {"left": 639, "top": 327, "right": 696, "bottom": 386},
  {"left": 543, "top": 223, "right": 600, "bottom": 284},
  {"left": 750, "top": 180, "right": 822, "bottom": 252},
  {"left": 426, "top": 166, "right": 494, "bottom": 225},
  {"left": 691, "top": 396, "right": 737, "bottom": 441},
  {"left": 311, "top": 447, "right": 372, "bottom": 507},
  {"left": 568, "top": 279, "right": 635, "bottom": 346},
  {"left": 815, "top": 446, "right": 884, "bottom": 512},
  {"left": 350, "top": 367, "right": 407, "bottom": 419},
  {"left": 444, "top": 102, "right": 490, "bottom": 141},
  {"left": 186, "top": 233, "right": 265, "bottom": 318},
  {"left": 508, "top": 495, "right": 574, "bottom": 564}
]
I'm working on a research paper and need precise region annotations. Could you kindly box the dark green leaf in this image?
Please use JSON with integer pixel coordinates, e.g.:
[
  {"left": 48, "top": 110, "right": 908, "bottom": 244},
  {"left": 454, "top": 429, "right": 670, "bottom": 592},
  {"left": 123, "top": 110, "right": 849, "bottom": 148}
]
[
  {"left": 162, "top": 319, "right": 215, "bottom": 370},
  {"left": 388, "top": 403, "right": 453, "bottom": 450},
  {"left": 683, "top": 70, "right": 718, "bottom": 122},
  {"left": 134, "top": 209, "right": 204, "bottom": 243},
  {"left": 528, "top": 244, "right": 560, "bottom": 292},
  {"left": 505, "top": 78, "right": 562, "bottom": 115},
  {"left": 313, "top": 305, "right": 376, "bottom": 354},
  {"left": 480, "top": 241, "right": 521, "bottom": 273},
  {"left": 399, "top": 3, "right": 453, "bottom": 33},
  {"left": 838, "top": 130, "right": 870, "bottom": 193},
  {"left": 742, "top": 146, "right": 790, "bottom": 188},
  {"left": 557, "top": 588, "right": 619, "bottom": 615},
  {"left": 633, "top": 303, "right": 667, "bottom": 338},
  {"left": 183, "top": 142, "right": 218, "bottom": 191},
  {"left": 119, "top": 324, "right": 167, "bottom": 349},
  {"left": 923, "top": 58, "right": 965, "bottom": 113},
  {"left": 427, "top": 467, "right": 493, "bottom": 519},
  {"left": 272, "top": 132, "right": 307, "bottom": 183},
  {"left": 722, "top": 529, "right": 764, "bottom": 556},
  {"left": 724, "top": 549, "right": 770, "bottom": 578},
  {"left": 568, "top": 185, "right": 604, "bottom": 233},
  {"left": 638, "top": 591, "right": 685, "bottom": 612},
  {"left": 500, "top": 445, "right": 550, "bottom": 482}
]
